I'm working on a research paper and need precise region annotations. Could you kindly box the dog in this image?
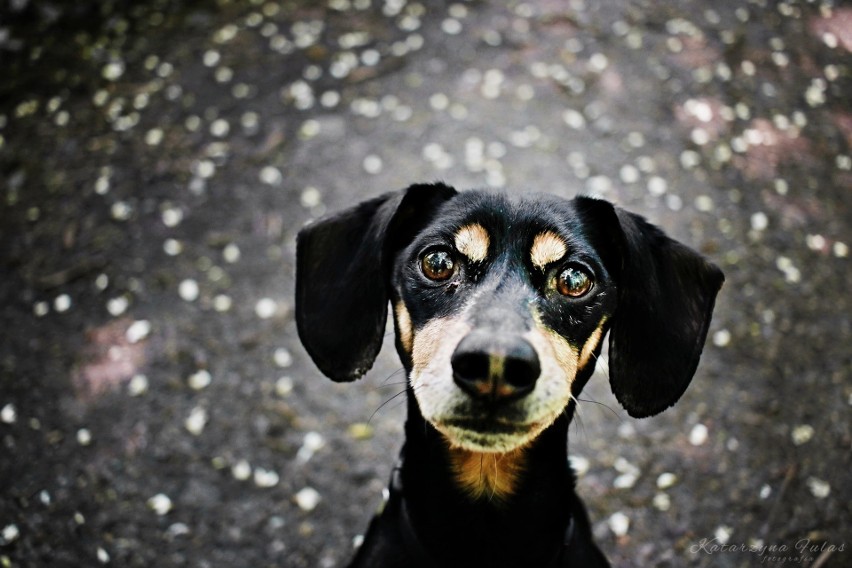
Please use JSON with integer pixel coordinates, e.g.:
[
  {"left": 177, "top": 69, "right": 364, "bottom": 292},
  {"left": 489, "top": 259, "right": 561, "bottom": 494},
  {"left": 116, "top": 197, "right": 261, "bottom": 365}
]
[{"left": 296, "top": 183, "right": 723, "bottom": 567}]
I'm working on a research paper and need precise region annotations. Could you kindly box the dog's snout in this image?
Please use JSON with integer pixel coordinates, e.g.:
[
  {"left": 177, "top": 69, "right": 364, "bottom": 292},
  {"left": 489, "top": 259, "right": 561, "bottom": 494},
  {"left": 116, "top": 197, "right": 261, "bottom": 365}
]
[{"left": 451, "top": 332, "right": 540, "bottom": 403}]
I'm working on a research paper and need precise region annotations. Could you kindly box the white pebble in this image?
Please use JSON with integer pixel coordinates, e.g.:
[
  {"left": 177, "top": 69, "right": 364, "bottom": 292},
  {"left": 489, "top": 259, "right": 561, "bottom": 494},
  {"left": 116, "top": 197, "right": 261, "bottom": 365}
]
[
  {"left": 1, "top": 403, "right": 16, "bottom": 424},
  {"left": 301, "top": 187, "right": 322, "bottom": 208},
  {"left": 166, "top": 523, "right": 190, "bottom": 538},
  {"left": 77, "top": 428, "right": 92, "bottom": 446},
  {"left": 147, "top": 493, "right": 173, "bottom": 516},
  {"left": 188, "top": 370, "right": 212, "bottom": 390},
  {"left": 145, "top": 128, "right": 164, "bottom": 146},
  {"left": 363, "top": 154, "right": 383, "bottom": 174},
  {"left": 689, "top": 423, "right": 709, "bottom": 446},
  {"left": 750, "top": 211, "right": 769, "bottom": 231},
  {"left": 185, "top": 407, "right": 208, "bottom": 436},
  {"left": 776, "top": 256, "right": 801, "bottom": 284},
  {"left": 695, "top": 195, "right": 714, "bottom": 212},
  {"left": 259, "top": 166, "right": 283, "bottom": 186},
  {"left": 274, "top": 348, "right": 293, "bottom": 368},
  {"left": 54, "top": 294, "right": 72, "bottom": 313},
  {"left": 806, "top": 477, "right": 830, "bottom": 499},
  {"left": 647, "top": 176, "right": 668, "bottom": 195},
  {"left": 562, "top": 109, "right": 586, "bottom": 129},
  {"left": 806, "top": 234, "right": 826, "bottom": 251},
  {"left": 614, "top": 473, "right": 638, "bottom": 489},
  {"left": 608, "top": 512, "right": 630, "bottom": 537},
  {"left": 254, "top": 468, "right": 280, "bottom": 488},
  {"left": 680, "top": 150, "right": 701, "bottom": 169},
  {"left": 617, "top": 422, "right": 636, "bottom": 439},
  {"left": 791, "top": 424, "right": 814, "bottom": 446},
  {"left": 441, "top": 18, "right": 463, "bottom": 35},
  {"left": 203, "top": 49, "right": 221, "bottom": 67},
  {"left": 178, "top": 279, "right": 200, "bottom": 302},
  {"left": 97, "top": 547, "right": 110, "bottom": 563},
  {"left": 1, "top": 524, "right": 20, "bottom": 545},
  {"left": 714, "top": 525, "right": 733, "bottom": 544},
  {"left": 656, "top": 472, "right": 678, "bottom": 489},
  {"left": 102, "top": 61, "right": 125, "bottom": 81},
  {"left": 588, "top": 53, "right": 609, "bottom": 73},
  {"left": 213, "top": 294, "right": 232, "bottom": 312},
  {"left": 294, "top": 487, "right": 321, "bottom": 511},
  {"left": 614, "top": 457, "right": 639, "bottom": 476},
  {"left": 125, "top": 320, "right": 151, "bottom": 344},
  {"left": 429, "top": 93, "right": 449, "bottom": 110},
  {"left": 686, "top": 98, "right": 714, "bottom": 122},
  {"left": 232, "top": 459, "right": 252, "bottom": 481},
  {"left": 299, "top": 119, "right": 321, "bottom": 138},
  {"left": 619, "top": 165, "right": 640, "bottom": 184},
  {"left": 275, "top": 376, "right": 294, "bottom": 397},
  {"left": 33, "top": 301, "right": 50, "bottom": 317},
  {"left": 223, "top": 243, "right": 241, "bottom": 263},
  {"left": 163, "top": 239, "right": 183, "bottom": 256},
  {"left": 255, "top": 298, "right": 278, "bottom": 319},
  {"left": 652, "top": 493, "right": 671, "bottom": 511},
  {"left": 712, "top": 329, "right": 731, "bottom": 347},
  {"left": 296, "top": 431, "right": 326, "bottom": 464},
  {"left": 194, "top": 159, "right": 215, "bottom": 179},
  {"left": 210, "top": 118, "right": 230, "bottom": 137},
  {"left": 161, "top": 207, "right": 183, "bottom": 228},
  {"left": 320, "top": 91, "right": 341, "bottom": 108},
  {"left": 568, "top": 455, "right": 590, "bottom": 476},
  {"left": 665, "top": 194, "right": 683, "bottom": 211},
  {"left": 128, "top": 374, "right": 149, "bottom": 396},
  {"left": 759, "top": 484, "right": 772, "bottom": 499},
  {"left": 586, "top": 175, "right": 612, "bottom": 194},
  {"left": 109, "top": 201, "right": 133, "bottom": 221}
]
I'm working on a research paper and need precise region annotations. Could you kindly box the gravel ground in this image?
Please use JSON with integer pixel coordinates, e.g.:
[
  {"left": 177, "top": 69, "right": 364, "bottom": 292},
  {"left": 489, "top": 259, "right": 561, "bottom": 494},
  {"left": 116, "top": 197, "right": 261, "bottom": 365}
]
[{"left": 1, "top": 1, "right": 850, "bottom": 567}]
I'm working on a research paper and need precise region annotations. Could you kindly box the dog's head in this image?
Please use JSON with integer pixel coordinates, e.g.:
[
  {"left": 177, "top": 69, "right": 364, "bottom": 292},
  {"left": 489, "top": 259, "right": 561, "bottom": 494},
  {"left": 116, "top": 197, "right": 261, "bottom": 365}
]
[{"left": 297, "top": 184, "right": 723, "bottom": 453}]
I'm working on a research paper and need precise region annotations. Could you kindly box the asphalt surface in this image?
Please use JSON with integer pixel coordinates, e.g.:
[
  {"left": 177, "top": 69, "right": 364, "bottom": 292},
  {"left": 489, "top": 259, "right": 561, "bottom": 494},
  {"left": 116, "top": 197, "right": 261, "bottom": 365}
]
[{"left": 1, "top": 1, "right": 850, "bottom": 567}]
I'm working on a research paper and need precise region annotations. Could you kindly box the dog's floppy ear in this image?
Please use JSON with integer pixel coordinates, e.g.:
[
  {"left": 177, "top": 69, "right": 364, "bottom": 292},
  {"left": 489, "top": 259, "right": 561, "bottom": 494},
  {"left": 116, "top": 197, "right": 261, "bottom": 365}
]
[
  {"left": 602, "top": 204, "right": 724, "bottom": 418},
  {"left": 296, "top": 183, "right": 457, "bottom": 382}
]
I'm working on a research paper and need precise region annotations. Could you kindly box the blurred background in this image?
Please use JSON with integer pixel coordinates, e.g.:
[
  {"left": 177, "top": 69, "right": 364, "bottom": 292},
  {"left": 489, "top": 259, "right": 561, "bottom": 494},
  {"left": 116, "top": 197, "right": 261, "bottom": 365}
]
[{"left": 0, "top": 0, "right": 849, "bottom": 566}]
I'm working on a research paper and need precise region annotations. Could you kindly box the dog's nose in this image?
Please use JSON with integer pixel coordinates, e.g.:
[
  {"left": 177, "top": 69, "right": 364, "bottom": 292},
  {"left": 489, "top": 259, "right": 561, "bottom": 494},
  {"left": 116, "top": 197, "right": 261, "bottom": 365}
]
[{"left": 451, "top": 332, "right": 540, "bottom": 403}]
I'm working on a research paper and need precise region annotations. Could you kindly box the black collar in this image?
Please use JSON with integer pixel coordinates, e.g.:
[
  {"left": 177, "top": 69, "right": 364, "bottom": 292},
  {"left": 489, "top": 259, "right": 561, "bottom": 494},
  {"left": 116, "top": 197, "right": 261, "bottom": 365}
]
[{"left": 390, "top": 459, "right": 576, "bottom": 568}]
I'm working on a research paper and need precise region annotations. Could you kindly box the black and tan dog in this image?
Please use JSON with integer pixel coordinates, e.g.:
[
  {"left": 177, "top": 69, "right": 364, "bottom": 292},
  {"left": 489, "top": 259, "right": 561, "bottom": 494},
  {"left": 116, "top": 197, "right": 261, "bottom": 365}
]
[{"left": 296, "top": 183, "right": 723, "bottom": 567}]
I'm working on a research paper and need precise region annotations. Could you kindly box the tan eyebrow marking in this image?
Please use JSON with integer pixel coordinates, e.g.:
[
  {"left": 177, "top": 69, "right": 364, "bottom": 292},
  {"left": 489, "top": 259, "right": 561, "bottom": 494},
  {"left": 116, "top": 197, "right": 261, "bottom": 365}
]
[
  {"left": 454, "top": 223, "right": 490, "bottom": 263},
  {"left": 530, "top": 231, "right": 567, "bottom": 269}
]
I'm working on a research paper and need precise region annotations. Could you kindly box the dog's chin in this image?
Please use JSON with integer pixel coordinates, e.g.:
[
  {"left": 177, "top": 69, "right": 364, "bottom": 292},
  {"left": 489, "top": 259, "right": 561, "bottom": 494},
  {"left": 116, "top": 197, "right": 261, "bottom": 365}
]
[{"left": 434, "top": 417, "right": 549, "bottom": 453}]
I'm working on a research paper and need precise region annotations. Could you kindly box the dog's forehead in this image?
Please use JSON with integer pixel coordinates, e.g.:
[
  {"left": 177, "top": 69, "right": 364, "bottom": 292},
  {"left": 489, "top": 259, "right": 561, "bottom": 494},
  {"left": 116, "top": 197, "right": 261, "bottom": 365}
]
[{"left": 423, "top": 191, "right": 588, "bottom": 252}]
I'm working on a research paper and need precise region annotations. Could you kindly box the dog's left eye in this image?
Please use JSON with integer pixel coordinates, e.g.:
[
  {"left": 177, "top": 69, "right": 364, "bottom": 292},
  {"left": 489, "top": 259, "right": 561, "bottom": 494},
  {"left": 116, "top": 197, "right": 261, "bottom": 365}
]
[
  {"left": 421, "top": 249, "right": 456, "bottom": 281},
  {"left": 556, "top": 266, "right": 593, "bottom": 297}
]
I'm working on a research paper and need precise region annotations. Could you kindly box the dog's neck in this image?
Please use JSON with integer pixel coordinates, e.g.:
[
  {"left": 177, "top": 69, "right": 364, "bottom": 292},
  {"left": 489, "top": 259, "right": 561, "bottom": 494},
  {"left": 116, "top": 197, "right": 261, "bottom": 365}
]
[{"left": 399, "top": 394, "right": 577, "bottom": 567}]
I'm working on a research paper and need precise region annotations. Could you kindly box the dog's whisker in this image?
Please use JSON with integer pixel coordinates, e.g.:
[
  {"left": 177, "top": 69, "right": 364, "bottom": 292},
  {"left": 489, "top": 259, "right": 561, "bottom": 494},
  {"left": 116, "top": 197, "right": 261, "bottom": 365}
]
[
  {"left": 374, "top": 380, "right": 408, "bottom": 388},
  {"left": 575, "top": 396, "right": 619, "bottom": 418},
  {"left": 368, "top": 388, "right": 407, "bottom": 423},
  {"left": 379, "top": 367, "right": 407, "bottom": 385},
  {"left": 566, "top": 405, "right": 591, "bottom": 448}
]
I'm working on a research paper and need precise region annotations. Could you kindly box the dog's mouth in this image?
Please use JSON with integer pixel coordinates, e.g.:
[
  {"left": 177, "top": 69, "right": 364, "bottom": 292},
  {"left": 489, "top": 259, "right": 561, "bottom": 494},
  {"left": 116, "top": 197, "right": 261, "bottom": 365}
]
[
  {"left": 435, "top": 415, "right": 546, "bottom": 452},
  {"left": 442, "top": 416, "right": 532, "bottom": 435}
]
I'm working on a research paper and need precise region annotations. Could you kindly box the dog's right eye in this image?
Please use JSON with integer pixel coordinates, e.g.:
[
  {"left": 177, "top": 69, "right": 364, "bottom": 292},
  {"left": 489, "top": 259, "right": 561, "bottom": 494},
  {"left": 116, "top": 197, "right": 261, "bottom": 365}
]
[{"left": 421, "top": 249, "right": 456, "bottom": 281}]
